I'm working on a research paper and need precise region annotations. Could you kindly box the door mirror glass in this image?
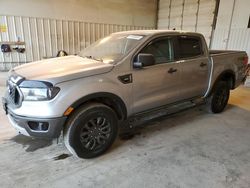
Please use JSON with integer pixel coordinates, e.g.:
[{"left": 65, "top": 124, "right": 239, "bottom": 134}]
[{"left": 134, "top": 53, "right": 155, "bottom": 68}]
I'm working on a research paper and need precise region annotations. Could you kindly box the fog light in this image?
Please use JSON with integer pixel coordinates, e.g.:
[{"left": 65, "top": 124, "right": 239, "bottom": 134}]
[{"left": 28, "top": 121, "right": 49, "bottom": 131}]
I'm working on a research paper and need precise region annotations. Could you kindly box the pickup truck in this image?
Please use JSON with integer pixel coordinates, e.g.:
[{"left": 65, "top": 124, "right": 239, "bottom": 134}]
[{"left": 2, "top": 30, "right": 248, "bottom": 158}]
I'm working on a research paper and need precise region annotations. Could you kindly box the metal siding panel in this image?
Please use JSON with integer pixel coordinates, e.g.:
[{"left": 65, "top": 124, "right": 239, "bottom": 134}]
[
  {"left": 17, "top": 16, "right": 26, "bottom": 64},
  {"left": 40, "top": 18, "right": 47, "bottom": 58},
  {"left": 54, "top": 20, "right": 58, "bottom": 54},
  {"left": 211, "top": 28, "right": 250, "bottom": 60},
  {"left": 47, "top": 19, "right": 53, "bottom": 58},
  {"left": 169, "top": 0, "right": 183, "bottom": 30},
  {"left": 80, "top": 22, "right": 85, "bottom": 49},
  {"left": 34, "top": 18, "right": 40, "bottom": 60},
  {"left": 55, "top": 20, "right": 61, "bottom": 52},
  {"left": 5, "top": 16, "right": 13, "bottom": 66},
  {"left": 86, "top": 22, "right": 91, "bottom": 47},
  {"left": 43, "top": 19, "right": 50, "bottom": 57},
  {"left": 196, "top": 0, "right": 216, "bottom": 44},
  {"left": 36, "top": 18, "right": 45, "bottom": 60},
  {"left": 77, "top": 22, "right": 80, "bottom": 53},
  {"left": 23, "top": 17, "right": 33, "bottom": 62},
  {"left": 49, "top": 19, "right": 55, "bottom": 57},
  {"left": 157, "top": 0, "right": 171, "bottom": 29},
  {"left": 211, "top": 28, "right": 228, "bottom": 49},
  {"left": 27, "top": 17, "right": 34, "bottom": 62},
  {"left": 72, "top": 21, "right": 75, "bottom": 54},
  {"left": 228, "top": 29, "right": 249, "bottom": 50},
  {"left": 0, "top": 16, "right": 5, "bottom": 69},
  {"left": 101, "top": 23, "right": 105, "bottom": 38},
  {"left": 60, "top": 20, "right": 64, "bottom": 50},
  {"left": 68, "top": 21, "right": 73, "bottom": 55},
  {"left": 182, "top": 0, "right": 198, "bottom": 31},
  {"left": 0, "top": 15, "right": 153, "bottom": 70},
  {"left": 91, "top": 23, "right": 95, "bottom": 43},
  {"left": 29, "top": 18, "right": 38, "bottom": 61},
  {"left": 232, "top": 29, "right": 250, "bottom": 59},
  {"left": 12, "top": 16, "right": 20, "bottom": 65},
  {"left": 158, "top": 0, "right": 216, "bottom": 44},
  {"left": 19, "top": 17, "right": 27, "bottom": 63},
  {"left": 66, "top": 20, "right": 70, "bottom": 54},
  {"left": 0, "top": 17, "right": 3, "bottom": 61}
]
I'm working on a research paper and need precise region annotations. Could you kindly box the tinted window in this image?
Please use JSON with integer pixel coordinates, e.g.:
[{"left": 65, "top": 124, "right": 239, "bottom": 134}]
[
  {"left": 140, "top": 38, "right": 174, "bottom": 64},
  {"left": 178, "top": 36, "right": 203, "bottom": 59}
]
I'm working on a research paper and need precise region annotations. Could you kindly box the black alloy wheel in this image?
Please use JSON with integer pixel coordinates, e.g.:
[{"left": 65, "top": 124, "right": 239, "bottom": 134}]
[
  {"left": 206, "top": 81, "right": 230, "bottom": 113},
  {"left": 64, "top": 103, "right": 118, "bottom": 158},
  {"left": 80, "top": 116, "right": 112, "bottom": 151}
]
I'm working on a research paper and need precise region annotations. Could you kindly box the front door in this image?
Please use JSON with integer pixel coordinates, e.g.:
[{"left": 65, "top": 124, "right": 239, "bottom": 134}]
[{"left": 132, "top": 37, "right": 182, "bottom": 114}]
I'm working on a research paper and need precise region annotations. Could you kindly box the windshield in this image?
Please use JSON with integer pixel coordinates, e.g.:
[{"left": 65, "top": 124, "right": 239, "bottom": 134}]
[{"left": 78, "top": 34, "right": 145, "bottom": 64}]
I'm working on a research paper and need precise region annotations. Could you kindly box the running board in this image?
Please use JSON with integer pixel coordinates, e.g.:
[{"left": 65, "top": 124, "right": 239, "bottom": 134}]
[{"left": 122, "top": 97, "right": 205, "bottom": 131}]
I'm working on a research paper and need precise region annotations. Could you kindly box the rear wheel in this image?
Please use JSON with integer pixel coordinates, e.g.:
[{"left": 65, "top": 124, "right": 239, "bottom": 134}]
[
  {"left": 64, "top": 103, "right": 118, "bottom": 158},
  {"left": 206, "top": 81, "right": 230, "bottom": 113}
]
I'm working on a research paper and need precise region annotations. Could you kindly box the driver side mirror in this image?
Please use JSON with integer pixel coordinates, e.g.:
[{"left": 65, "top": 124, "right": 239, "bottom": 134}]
[{"left": 133, "top": 53, "right": 155, "bottom": 68}]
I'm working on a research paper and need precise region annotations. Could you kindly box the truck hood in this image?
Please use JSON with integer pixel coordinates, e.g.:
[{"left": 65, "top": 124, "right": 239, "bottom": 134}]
[{"left": 13, "top": 55, "right": 114, "bottom": 84}]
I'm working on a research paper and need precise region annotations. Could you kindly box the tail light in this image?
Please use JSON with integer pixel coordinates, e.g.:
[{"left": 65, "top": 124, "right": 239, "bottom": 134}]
[
  {"left": 245, "top": 56, "right": 250, "bottom": 76},
  {"left": 243, "top": 56, "right": 248, "bottom": 65}
]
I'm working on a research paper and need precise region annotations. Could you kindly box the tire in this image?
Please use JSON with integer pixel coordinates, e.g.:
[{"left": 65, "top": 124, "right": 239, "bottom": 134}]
[
  {"left": 206, "top": 81, "right": 230, "bottom": 113},
  {"left": 64, "top": 103, "right": 118, "bottom": 159}
]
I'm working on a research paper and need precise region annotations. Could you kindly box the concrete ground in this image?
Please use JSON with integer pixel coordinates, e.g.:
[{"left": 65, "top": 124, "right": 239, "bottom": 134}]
[{"left": 1, "top": 85, "right": 250, "bottom": 188}]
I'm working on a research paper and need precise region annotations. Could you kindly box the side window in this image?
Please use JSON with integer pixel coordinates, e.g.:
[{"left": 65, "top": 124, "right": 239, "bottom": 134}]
[
  {"left": 177, "top": 36, "right": 203, "bottom": 59},
  {"left": 140, "top": 38, "right": 174, "bottom": 64}
]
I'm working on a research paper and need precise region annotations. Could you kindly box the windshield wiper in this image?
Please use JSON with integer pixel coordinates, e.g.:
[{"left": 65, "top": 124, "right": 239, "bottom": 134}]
[{"left": 84, "top": 55, "right": 103, "bottom": 62}]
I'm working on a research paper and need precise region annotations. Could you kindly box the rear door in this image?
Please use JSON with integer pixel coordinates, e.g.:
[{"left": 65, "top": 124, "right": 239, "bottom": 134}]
[
  {"left": 176, "top": 35, "right": 209, "bottom": 99},
  {"left": 132, "top": 36, "right": 182, "bottom": 114}
]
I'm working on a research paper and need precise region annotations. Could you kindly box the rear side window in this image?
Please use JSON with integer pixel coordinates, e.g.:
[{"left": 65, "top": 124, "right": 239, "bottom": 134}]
[
  {"left": 140, "top": 38, "right": 174, "bottom": 64},
  {"left": 177, "top": 36, "right": 203, "bottom": 59}
]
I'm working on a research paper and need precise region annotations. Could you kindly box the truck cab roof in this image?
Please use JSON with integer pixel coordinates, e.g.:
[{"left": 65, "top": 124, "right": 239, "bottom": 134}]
[{"left": 112, "top": 30, "right": 202, "bottom": 37}]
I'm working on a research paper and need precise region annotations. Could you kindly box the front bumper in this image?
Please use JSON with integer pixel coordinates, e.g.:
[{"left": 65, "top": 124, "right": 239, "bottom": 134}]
[
  {"left": 8, "top": 112, "right": 66, "bottom": 138},
  {"left": 7, "top": 111, "right": 67, "bottom": 138},
  {"left": 2, "top": 97, "right": 67, "bottom": 138}
]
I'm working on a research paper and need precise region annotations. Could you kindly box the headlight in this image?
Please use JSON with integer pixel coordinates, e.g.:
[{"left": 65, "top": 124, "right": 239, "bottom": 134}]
[{"left": 19, "top": 81, "right": 60, "bottom": 101}]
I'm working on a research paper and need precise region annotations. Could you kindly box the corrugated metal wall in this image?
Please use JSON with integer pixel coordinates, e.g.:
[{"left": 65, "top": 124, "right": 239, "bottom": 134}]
[
  {"left": 0, "top": 15, "right": 153, "bottom": 71},
  {"left": 157, "top": 0, "right": 216, "bottom": 44},
  {"left": 211, "top": 28, "right": 250, "bottom": 58},
  {"left": 210, "top": 0, "right": 250, "bottom": 61}
]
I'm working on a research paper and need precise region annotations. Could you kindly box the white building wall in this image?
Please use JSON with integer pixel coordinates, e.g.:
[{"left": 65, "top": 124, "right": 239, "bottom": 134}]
[
  {"left": 0, "top": 0, "right": 157, "bottom": 70},
  {"left": 0, "top": 0, "right": 157, "bottom": 27},
  {"left": 157, "top": 0, "right": 217, "bottom": 44},
  {"left": 211, "top": 0, "right": 250, "bottom": 62}
]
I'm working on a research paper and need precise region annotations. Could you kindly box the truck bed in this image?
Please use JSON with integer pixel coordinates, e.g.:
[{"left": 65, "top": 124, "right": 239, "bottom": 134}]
[
  {"left": 208, "top": 49, "right": 247, "bottom": 91},
  {"left": 209, "top": 50, "right": 245, "bottom": 55}
]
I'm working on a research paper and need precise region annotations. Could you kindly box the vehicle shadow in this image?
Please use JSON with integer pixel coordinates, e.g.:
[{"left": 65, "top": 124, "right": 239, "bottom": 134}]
[
  {"left": 121, "top": 105, "right": 204, "bottom": 135},
  {"left": 109, "top": 105, "right": 206, "bottom": 152},
  {"left": 9, "top": 134, "right": 53, "bottom": 152},
  {"left": 111, "top": 103, "right": 248, "bottom": 152},
  {"left": 5, "top": 104, "right": 247, "bottom": 156}
]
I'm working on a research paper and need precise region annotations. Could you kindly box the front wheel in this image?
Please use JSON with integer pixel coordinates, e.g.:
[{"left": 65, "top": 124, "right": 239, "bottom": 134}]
[
  {"left": 206, "top": 81, "right": 230, "bottom": 113},
  {"left": 64, "top": 103, "right": 118, "bottom": 158}
]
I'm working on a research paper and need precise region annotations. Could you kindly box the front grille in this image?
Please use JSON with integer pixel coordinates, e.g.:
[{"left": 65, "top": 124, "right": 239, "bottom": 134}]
[{"left": 7, "top": 80, "right": 21, "bottom": 105}]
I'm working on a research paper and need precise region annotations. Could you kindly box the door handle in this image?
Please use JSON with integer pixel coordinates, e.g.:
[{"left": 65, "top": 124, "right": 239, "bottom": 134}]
[
  {"left": 200, "top": 62, "right": 207, "bottom": 67},
  {"left": 168, "top": 68, "right": 177, "bottom": 74}
]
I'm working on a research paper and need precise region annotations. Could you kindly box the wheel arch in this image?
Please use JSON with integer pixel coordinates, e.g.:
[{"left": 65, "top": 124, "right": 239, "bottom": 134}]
[
  {"left": 211, "top": 69, "right": 236, "bottom": 93},
  {"left": 68, "top": 92, "right": 128, "bottom": 121}
]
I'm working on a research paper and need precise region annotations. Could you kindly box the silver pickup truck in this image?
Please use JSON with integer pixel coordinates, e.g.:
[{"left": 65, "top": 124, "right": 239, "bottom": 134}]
[{"left": 2, "top": 30, "right": 248, "bottom": 158}]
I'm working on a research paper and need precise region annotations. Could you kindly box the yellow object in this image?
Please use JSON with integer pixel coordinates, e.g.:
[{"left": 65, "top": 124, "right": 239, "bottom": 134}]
[
  {"left": 0, "top": 25, "right": 7, "bottom": 33},
  {"left": 229, "top": 86, "right": 250, "bottom": 111},
  {"left": 64, "top": 107, "right": 74, "bottom": 116}
]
